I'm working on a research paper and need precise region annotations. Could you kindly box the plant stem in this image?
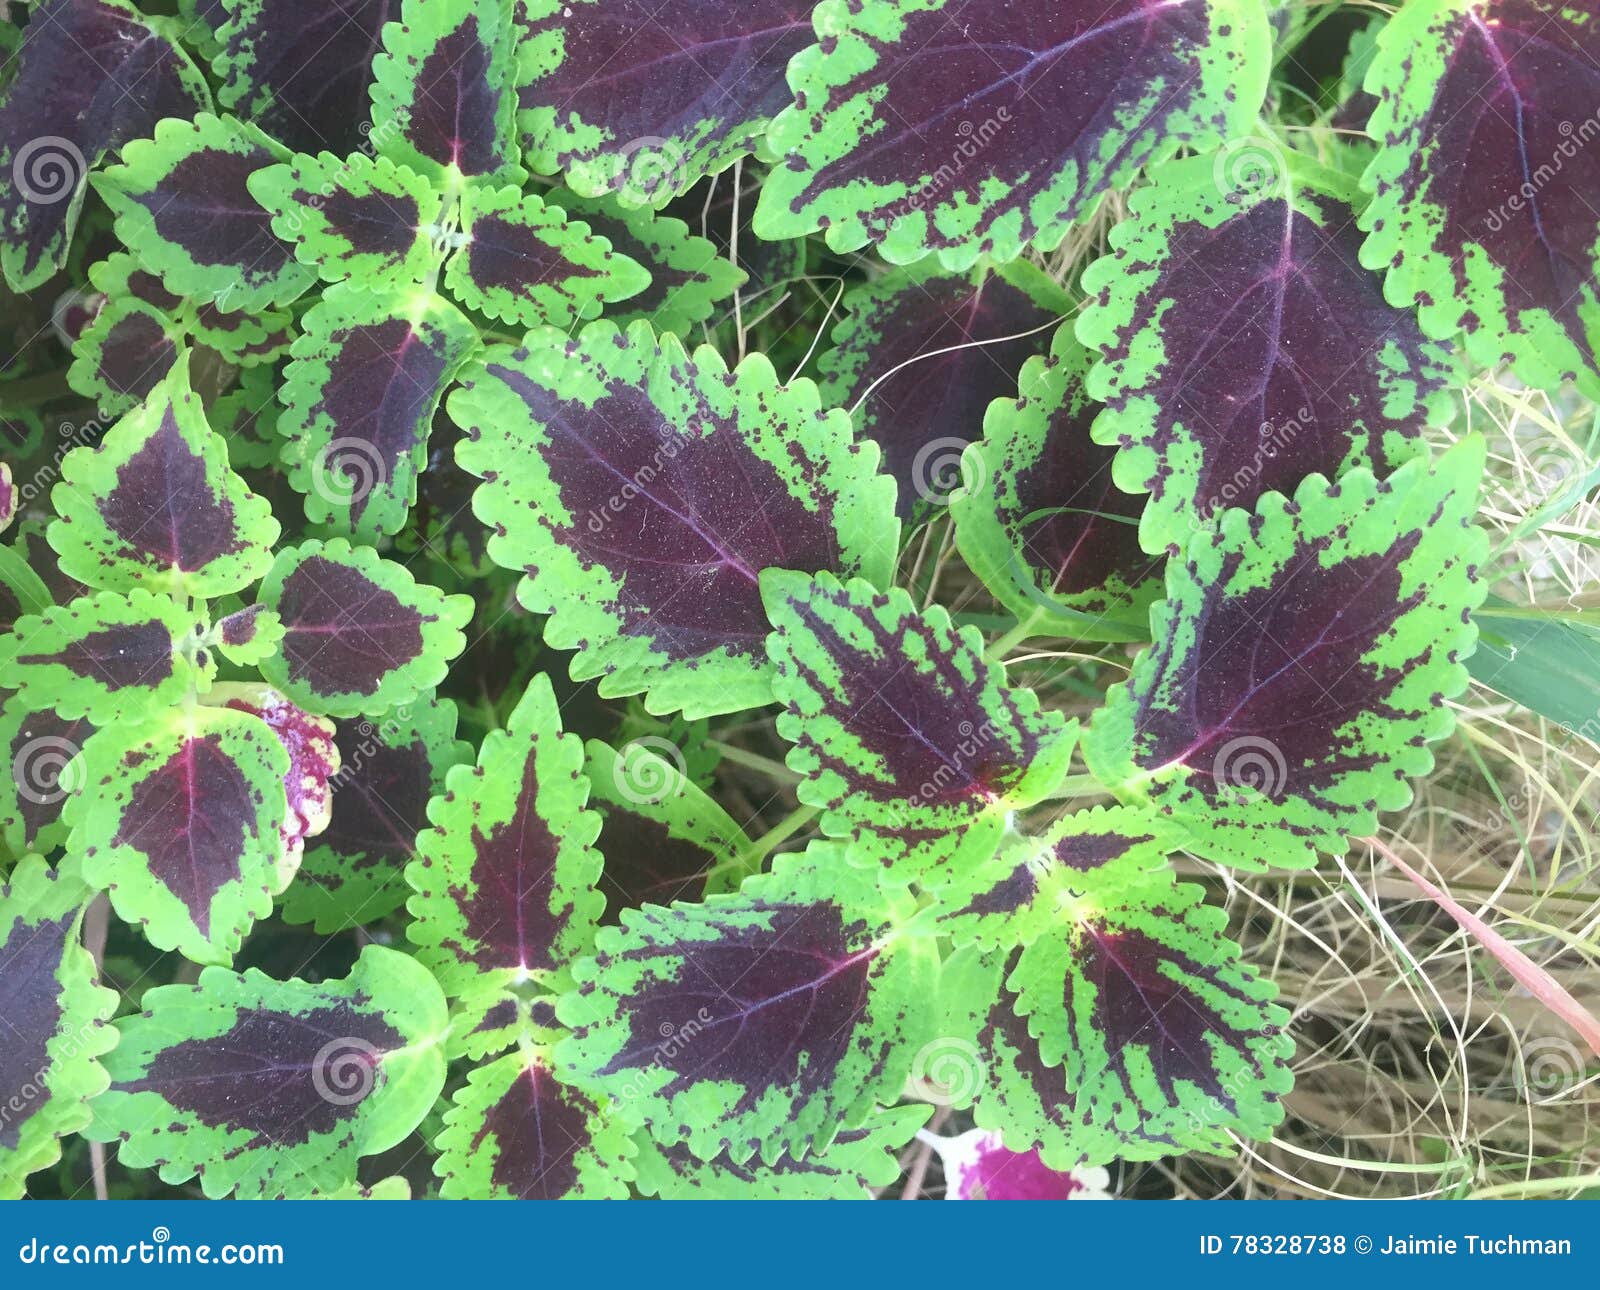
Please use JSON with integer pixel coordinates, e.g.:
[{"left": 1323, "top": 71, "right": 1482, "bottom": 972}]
[
  {"left": 742, "top": 804, "right": 819, "bottom": 862},
  {"left": 984, "top": 613, "right": 1042, "bottom": 663},
  {"left": 708, "top": 739, "right": 800, "bottom": 783}
]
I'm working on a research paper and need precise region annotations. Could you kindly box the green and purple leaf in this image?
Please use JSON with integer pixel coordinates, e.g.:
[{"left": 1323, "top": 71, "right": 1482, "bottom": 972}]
[
  {"left": 558, "top": 848, "right": 937, "bottom": 1163},
  {"left": 210, "top": 603, "right": 285, "bottom": 668},
  {"left": 545, "top": 188, "right": 745, "bottom": 336},
  {"left": 1084, "top": 439, "right": 1489, "bottom": 869},
  {"left": 249, "top": 151, "right": 445, "bottom": 285},
  {"left": 762, "top": 571, "right": 1078, "bottom": 884},
  {"left": 407, "top": 674, "right": 603, "bottom": 999},
  {"left": 817, "top": 258, "right": 1070, "bottom": 516},
  {"left": 994, "top": 869, "right": 1292, "bottom": 1165},
  {"left": 1360, "top": 0, "right": 1600, "bottom": 397},
  {"left": 450, "top": 321, "right": 899, "bottom": 717},
  {"left": 0, "top": 856, "right": 117, "bottom": 1199},
  {"left": 86, "top": 945, "right": 447, "bottom": 1198},
  {"left": 755, "top": 0, "right": 1272, "bottom": 266},
  {"left": 277, "top": 282, "right": 480, "bottom": 542},
  {"left": 50, "top": 357, "right": 281, "bottom": 597},
  {"left": 214, "top": 0, "right": 398, "bottom": 156},
  {"left": 0, "top": 0, "right": 210, "bottom": 290},
  {"left": 65, "top": 703, "right": 291, "bottom": 963},
  {"left": 94, "top": 113, "right": 314, "bottom": 311},
  {"left": 442, "top": 184, "right": 650, "bottom": 328},
  {"left": 367, "top": 0, "right": 521, "bottom": 189},
  {"left": 516, "top": 0, "right": 816, "bottom": 207},
  {"left": 67, "top": 298, "right": 183, "bottom": 416},
  {"left": 281, "top": 692, "right": 469, "bottom": 933},
  {"left": 951, "top": 322, "right": 1159, "bottom": 643},
  {"left": 434, "top": 1039, "right": 634, "bottom": 1199},
  {"left": 1079, "top": 152, "right": 1452, "bottom": 555},
  {"left": 256, "top": 538, "right": 472, "bottom": 718},
  {"left": 0, "top": 589, "right": 206, "bottom": 724}
]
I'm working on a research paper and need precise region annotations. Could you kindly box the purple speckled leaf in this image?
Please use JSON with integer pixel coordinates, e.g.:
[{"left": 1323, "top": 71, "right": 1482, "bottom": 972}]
[
  {"left": 517, "top": 0, "right": 815, "bottom": 205},
  {"left": 215, "top": 0, "right": 398, "bottom": 155}
]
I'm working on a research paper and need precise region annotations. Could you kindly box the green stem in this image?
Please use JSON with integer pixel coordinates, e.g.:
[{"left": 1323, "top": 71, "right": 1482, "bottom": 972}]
[
  {"left": 742, "top": 804, "right": 820, "bottom": 863},
  {"left": 708, "top": 740, "right": 799, "bottom": 783},
  {"left": 984, "top": 611, "right": 1044, "bottom": 663}
]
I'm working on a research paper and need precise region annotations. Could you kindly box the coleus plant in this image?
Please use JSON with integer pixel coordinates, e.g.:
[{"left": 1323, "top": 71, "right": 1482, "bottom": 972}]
[{"left": 0, "top": 0, "right": 1583, "bottom": 1200}]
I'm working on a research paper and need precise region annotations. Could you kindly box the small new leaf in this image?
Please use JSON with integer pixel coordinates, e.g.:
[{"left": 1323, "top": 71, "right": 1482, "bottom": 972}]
[
  {"left": 249, "top": 152, "right": 445, "bottom": 285},
  {"left": 407, "top": 675, "right": 603, "bottom": 998},
  {"left": 257, "top": 539, "right": 472, "bottom": 718},
  {"left": 50, "top": 357, "right": 280, "bottom": 597},
  {"left": 443, "top": 184, "right": 650, "bottom": 328}
]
